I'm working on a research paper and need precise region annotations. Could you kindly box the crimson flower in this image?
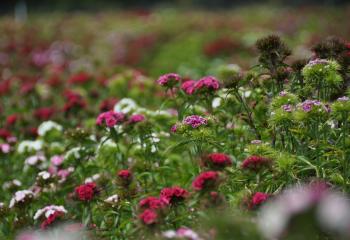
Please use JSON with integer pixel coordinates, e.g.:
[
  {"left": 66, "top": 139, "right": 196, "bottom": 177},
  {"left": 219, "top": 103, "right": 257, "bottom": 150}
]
[
  {"left": 75, "top": 182, "right": 97, "bottom": 201},
  {"left": 160, "top": 186, "right": 188, "bottom": 205},
  {"left": 192, "top": 171, "right": 219, "bottom": 191}
]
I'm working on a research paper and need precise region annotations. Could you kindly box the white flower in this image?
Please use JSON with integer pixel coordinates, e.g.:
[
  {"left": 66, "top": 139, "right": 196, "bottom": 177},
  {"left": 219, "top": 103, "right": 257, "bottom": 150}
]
[
  {"left": 34, "top": 205, "right": 67, "bottom": 220},
  {"left": 65, "top": 147, "right": 83, "bottom": 160},
  {"left": 114, "top": 98, "right": 137, "bottom": 113},
  {"left": 212, "top": 97, "right": 222, "bottom": 108},
  {"left": 104, "top": 194, "right": 119, "bottom": 205},
  {"left": 85, "top": 174, "right": 100, "bottom": 183},
  {"left": 18, "top": 140, "right": 43, "bottom": 153},
  {"left": 9, "top": 190, "right": 34, "bottom": 208},
  {"left": 38, "top": 121, "right": 63, "bottom": 136},
  {"left": 38, "top": 171, "right": 51, "bottom": 180}
]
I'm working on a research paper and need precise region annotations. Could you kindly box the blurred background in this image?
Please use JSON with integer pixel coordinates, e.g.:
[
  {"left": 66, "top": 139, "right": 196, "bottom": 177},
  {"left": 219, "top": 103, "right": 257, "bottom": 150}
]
[{"left": 0, "top": 0, "right": 349, "bottom": 78}]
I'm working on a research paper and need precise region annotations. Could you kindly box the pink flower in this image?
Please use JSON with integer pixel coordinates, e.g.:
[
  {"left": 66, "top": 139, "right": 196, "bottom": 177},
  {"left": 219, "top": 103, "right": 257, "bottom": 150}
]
[
  {"left": 157, "top": 73, "right": 181, "bottom": 87},
  {"left": 183, "top": 115, "right": 207, "bottom": 128},
  {"left": 96, "top": 111, "right": 125, "bottom": 127},
  {"left": 170, "top": 124, "right": 177, "bottom": 133},
  {"left": 192, "top": 171, "right": 219, "bottom": 191},
  {"left": 193, "top": 76, "right": 220, "bottom": 93},
  {"left": 0, "top": 143, "right": 10, "bottom": 153},
  {"left": 129, "top": 114, "right": 145, "bottom": 124},
  {"left": 250, "top": 192, "right": 269, "bottom": 208},
  {"left": 160, "top": 186, "right": 188, "bottom": 205},
  {"left": 50, "top": 155, "right": 64, "bottom": 166},
  {"left": 139, "top": 209, "right": 158, "bottom": 225},
  {"left": 181, "top": 80, "right": 196, "bottom": 95}
]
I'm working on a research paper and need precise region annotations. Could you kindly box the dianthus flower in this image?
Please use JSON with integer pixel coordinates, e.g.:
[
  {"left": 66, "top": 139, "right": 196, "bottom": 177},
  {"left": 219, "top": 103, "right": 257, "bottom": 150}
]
[
  {"left": 129, "top": 114, "right": 145, "bottom": 124},
  {"left": 34, "top": 107, "right": 55, "bottom": 121},
  {"left": 40, "top": 211, "right": 64, "bottom": 229},
  {"left": 117, "top": 169, "right": 132, "bottom": 180},
  {"left": 75, "top": 182, "right": 97, "bottom": 201},
  {"left": 205, "top": 153, "right": 232, "bottom": 168},
  {"left": 183, "top": 115, "right": 207, "bottom": 128},
  {"left": 139, "top": 196, "right": 165, "bottom": 210},
  {"left": 181, "top": 80, "right": 196, "bottom": 95},
  {"left": 139, "top": 209, "right": 158, "bottom": 225},
  {"left": 192, "top": 171, "right": 219, "bottom": 191},
  {"left": 160, "top": 186, "right": 188, "bottom": 205},
  {"left": 96, "top": 111, "right": 125, "bottom": 127},
  {"left": 157, "top": 73, "right": 181, "bottom": 87},
  {"left": 241, "top": 155, "right": 270, "bottom": 171},
  {"left": 249, "top": 192, "right": 270, "bottom": 209},
  {"left": 193, "top": 76, "right": 220, "bottom": 93}
]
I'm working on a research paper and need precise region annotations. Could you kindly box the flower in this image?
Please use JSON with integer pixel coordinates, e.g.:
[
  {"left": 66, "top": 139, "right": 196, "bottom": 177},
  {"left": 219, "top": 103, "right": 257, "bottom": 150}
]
[
  {"left": 75, "top": 182, "right": 97, "bottom": 201},
  {"left": 104, "top": 194, "right": 119, "bottom": 206},
  {"left": 157, "top": 73, "right": 181, "bottom": 87},
  {"left": 205, "top": 153, "right": 232, "bottom": 168},
  {"left": 18, "top": 140, "right": 43, "bottom": 153},
  {"left": 6, "top": 114, "right": 18, "bottom": 125},
  {"left": 193, "top": 76, "right": 220, "bottom": 93},
  {"left": 100, "top": 98, "right": 118, "bottom": 112},
  {"left": 25, "top": 153, "right": 46, "bottom": 166},
  {"left": 34, "top": 107, "right": 55, "bottom": 121},
  {"left": 250, "top": 192, "right": 270, "bottom": 209},
  {"left": 160, "top": 186, "right": 188, "bottom": 205},
  {"left": 282, "top": 104, "right": 293, "bottom": 112},
  {"left": 183, "top": 115, "right": 207, "bottom": 128},
  {"left": 163, "top": 227, "right": 202, "bottom": 240},
  {"left": 96, "top": 111, "right": 125, "bottom": 128},
  {"left": 170, "top": 124, "right": 178, "bottom": 133},
  {"left": 37, "top": 121, "right": 63, "bottom": 136},
  {"left": 68, "top": 72, "right": 91, "bottom": 85},
  {"left": 338, "top": 96, "right": 349, "bottom": 102},
  {"left": 181, "top": 80, "right": 196, "bottom": 95},
  {"left": 241, "top": 155, "right": 270, "bottom": 171},
  {"left": 40, "top": 211, "right": 65, "bottom": 229},
  {"left": 9, "top": 190, "right": 34, "bottom": 208},
  {"left": 129, "top": 114, "right": 145, "bottom": 124},
  {"left": 50, "top": 155, "right": 64, "bottom": 166},
  {"left": 117, "top": 169, "right": 132, "bottom": 180},
  {"left": 139, "top": 196, "right": 165, "bottom": 210},
  {"left": 139, "top": 209, "right": 158, "bottom": 225},
  {"left": 192, "top": 171, "right": 219, "bottom": 191},
  {"left": 34, "top": 205, "right": 67, "bottom": 220},
  {"left": 0, "top": 143, "right": 10, "bottom": 153}
]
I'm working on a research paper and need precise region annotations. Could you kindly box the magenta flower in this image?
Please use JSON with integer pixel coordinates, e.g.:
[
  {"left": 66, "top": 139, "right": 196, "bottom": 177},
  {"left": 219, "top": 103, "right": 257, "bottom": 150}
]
[
  {"left": 157, "top": 73, "right": 181, "bottom": 87},
  {"left": 183, "top": 115, "right": 208, "bottom": 128},
  {"left": 129, "top": 114, "right": 145, "bottom": 124},
  {"left": 181, "top": 80, "right": 196, "bottom": 95},
  {"left": 96, "top": 111, "right": 125, "bottom": 127},
  {"left": 193, "top": 76, "right": 220, "bottom": 93}
]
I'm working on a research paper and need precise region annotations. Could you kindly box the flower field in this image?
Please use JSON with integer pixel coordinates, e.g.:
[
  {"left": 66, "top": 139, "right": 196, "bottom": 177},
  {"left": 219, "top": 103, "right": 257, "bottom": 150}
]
[{"left": 1, "top": 6, "right": 350, "bottom": 240}]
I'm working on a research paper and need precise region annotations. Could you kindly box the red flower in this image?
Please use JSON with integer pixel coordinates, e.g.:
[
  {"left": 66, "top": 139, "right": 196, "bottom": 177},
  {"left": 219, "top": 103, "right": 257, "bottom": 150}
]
[
  {"left": 68, "top": 72, "right": 91, "bottom": 85},
  {"left": 75, "top": 182, "right": 97, "bottom": 201},
  {"left": 34, "top": 107, "right": 55, "bottom": 121},
  {"left": 241, "top": 155, "right": 270, "bottom": 171},
  {"left": 157, "top": 73, "right": 181, "bottom": 87},
  {"left": 192, "top": 171, "right": 219, "bottom": 191},
  {"left": 40, "top": 211, "right": 64, "bottom": 229},
  {"left": 160, "top": 186, "right": 188, "bottom": 205},
  {"left": 118, "top": 169, "right": 132, "bottom": 181},
  {"left": 139, "top": 196, "right": 165, "bottom": 210},
  {"left": 139, "top": 209, "right": 158, "bottom": 225},
  {"left": 249, "top": 192, "right": 269, "bottom": 209},
  {"left": 99, "top": 98, "right": 118, "bottom": 112},
  {"left": 205, "top": 153, "right": 232, "bottom": 168},
  {"left": 0, "top": 80, "right": 11, "bottom": 96},
  {"left": 6, "top": 114, "right": 18, "bottom": 126},
  {"left": 0, "top": 128, "right": 11, "bottom": 140}
]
